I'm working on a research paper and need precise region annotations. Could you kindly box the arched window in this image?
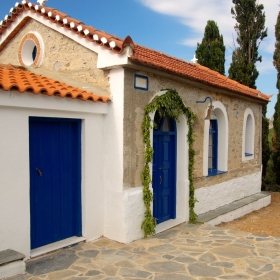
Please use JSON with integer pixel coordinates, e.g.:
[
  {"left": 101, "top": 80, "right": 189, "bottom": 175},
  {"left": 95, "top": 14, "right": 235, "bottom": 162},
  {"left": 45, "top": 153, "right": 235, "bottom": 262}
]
[
  {"left": 203, "top": 101, "right": 228, "bottom": 176},
  {"left": 242, "top": 108, "right": 255, "bottom": 161}
]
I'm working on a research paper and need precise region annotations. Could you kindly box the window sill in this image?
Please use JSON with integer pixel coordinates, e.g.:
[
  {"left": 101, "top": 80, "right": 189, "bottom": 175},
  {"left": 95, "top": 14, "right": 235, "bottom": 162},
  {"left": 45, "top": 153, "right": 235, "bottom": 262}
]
[
  {"left": 207, "top": 169, "right": 227, "bottom": 177},
  {"left": 245, "top": 153, "right": 253, "bottom": 157}
]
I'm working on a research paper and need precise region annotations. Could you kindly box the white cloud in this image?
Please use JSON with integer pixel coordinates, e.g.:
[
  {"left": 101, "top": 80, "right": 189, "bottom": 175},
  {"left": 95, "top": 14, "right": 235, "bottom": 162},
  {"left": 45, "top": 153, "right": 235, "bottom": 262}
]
[{"left": 137, "top": 0, "right": 279, "bottom": 56}]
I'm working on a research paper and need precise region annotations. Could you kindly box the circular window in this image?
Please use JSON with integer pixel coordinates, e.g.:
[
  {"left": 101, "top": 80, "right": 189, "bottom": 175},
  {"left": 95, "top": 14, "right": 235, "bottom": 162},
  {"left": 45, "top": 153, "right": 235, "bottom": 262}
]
[{"left": 18, "top": 32, "right": 44, "bottom": 67}]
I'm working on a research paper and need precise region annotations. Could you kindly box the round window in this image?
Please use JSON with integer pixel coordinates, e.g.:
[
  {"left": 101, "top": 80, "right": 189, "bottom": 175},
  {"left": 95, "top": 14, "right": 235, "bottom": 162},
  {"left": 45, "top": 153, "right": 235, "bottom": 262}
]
[{"left": 18, "top": 32, "right": 44, "bottom": 67}]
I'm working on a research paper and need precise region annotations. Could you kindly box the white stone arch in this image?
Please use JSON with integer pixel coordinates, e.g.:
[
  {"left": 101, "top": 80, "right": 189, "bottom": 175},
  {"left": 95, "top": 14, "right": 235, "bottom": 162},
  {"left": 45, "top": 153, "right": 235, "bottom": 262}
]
[
  {"left": 203, "top": 100, "right": 228, "bottom": 176},
  {"left": 242, "top": 108, "right": 255, "bottom": 161},
  {"left": 148, "top": 90, "right": 190, "bottom": 232}
]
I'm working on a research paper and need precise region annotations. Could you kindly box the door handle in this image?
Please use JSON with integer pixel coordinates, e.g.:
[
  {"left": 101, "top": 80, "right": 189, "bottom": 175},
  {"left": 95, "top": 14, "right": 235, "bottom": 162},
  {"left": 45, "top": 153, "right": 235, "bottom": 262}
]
[
  {"left": 160, "top": 176, "right": 162, "bottom": 184},
  {"left": 36, "top": 168, "right": 42, "bottom": 176}
]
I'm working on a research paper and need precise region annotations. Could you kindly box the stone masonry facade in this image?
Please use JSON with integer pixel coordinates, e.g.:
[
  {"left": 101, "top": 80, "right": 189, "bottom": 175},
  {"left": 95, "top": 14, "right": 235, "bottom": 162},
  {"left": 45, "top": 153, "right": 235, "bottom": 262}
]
[
  {"left": 0, "top": 19, "right": 110, "bottom": 93},
  {"left": 123, "top": 68, "right": 262, "bottom": 190}
]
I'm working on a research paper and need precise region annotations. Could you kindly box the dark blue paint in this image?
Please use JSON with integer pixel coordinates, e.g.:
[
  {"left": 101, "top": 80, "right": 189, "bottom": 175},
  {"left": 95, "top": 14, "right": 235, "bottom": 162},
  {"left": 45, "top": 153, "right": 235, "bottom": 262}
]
[
  {"left": 134, "top": 74, "right": 149, "bottom": 91},
  {"left": 152, "top": 114, "right": 176, "bottom": 224},
  {"left": 208, "top": 120, "right": 223, "bottom": 176},
  {"left": 29, "top": 117, "right": 82, "bottom": 249}
]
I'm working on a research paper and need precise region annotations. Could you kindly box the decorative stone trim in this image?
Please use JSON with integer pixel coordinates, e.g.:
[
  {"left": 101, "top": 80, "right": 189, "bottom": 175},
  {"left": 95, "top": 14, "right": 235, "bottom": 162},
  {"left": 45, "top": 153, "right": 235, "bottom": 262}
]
[{"left": 18, "top": 31, "right": 44, "bottom": 67}]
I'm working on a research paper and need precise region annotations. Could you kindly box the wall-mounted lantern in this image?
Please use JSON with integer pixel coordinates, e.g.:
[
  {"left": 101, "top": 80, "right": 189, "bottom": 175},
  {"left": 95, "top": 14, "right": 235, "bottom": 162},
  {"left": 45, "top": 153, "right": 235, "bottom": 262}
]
[{"left": 196, "top": 96, "right": 217, "bottom": 120}]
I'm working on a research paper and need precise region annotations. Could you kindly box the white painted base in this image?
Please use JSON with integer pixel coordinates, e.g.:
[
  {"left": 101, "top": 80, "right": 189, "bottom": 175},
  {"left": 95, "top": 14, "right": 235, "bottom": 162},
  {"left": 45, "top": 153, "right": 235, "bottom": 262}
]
[
  {"left": 206, "top": 195, "right": 271, "bottom": 226},
  {"left": 30, "top": 236, "right": 86, "bottom": 258},
  {"left": 0, "top": 260, "right": 25, "bottom": 279},
  {"left": 156, "top": 219, "right": 185, "bottom": 234},
  {"left": 195, "top": 171, "right": 262, "bottom": 215}
]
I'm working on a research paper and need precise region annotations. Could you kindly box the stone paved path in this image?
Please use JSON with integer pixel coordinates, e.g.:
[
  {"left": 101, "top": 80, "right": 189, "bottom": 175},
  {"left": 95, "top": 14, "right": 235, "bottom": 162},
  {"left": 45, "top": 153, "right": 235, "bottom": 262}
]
[{"left": 7, "top": 224, "right": 280, "bottom": 280}]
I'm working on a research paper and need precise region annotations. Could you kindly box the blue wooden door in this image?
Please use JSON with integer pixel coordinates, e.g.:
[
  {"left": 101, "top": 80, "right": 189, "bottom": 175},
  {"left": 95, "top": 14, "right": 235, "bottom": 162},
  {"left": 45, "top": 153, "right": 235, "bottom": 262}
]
[
  {"left": 153, "top": 111, "right": 176, "bottom": 224},
  {"left": 29, "top": 117, "right": 82, "bottom": 249}
]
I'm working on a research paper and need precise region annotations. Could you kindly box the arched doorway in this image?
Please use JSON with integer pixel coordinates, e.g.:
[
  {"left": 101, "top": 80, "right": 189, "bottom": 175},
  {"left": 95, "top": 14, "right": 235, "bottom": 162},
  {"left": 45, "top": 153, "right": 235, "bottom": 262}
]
[{"left": 152, "top": 109, "right": 177, "bottom": 224}]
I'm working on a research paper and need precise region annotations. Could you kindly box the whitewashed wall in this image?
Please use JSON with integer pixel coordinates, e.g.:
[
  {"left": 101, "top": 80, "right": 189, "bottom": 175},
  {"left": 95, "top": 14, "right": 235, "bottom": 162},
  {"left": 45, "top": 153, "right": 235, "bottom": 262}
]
[
  {"left": 194, "top": 171, "right": 262, "bottom": 215},
  {"left": 0, "top": 90, "right": 108, "bottom": 258}
]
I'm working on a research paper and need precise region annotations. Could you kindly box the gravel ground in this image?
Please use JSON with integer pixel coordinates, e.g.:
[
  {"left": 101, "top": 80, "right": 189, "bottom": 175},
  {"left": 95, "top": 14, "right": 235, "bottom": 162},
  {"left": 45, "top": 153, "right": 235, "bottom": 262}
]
[{"left": 218, "top": 192, "right": 280, "bottom": 237}]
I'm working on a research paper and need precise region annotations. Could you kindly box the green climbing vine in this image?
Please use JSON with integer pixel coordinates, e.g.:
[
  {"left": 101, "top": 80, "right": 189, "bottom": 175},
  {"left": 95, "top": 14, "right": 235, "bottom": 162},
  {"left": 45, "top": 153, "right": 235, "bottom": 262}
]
[{"left": 141, "top": 89, "right": 197, "bottom": 237}]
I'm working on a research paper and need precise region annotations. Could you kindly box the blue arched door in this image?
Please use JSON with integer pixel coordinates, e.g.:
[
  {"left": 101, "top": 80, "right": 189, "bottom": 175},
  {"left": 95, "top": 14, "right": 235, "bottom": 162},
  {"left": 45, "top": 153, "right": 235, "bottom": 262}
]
[{"left": 152, "top": 110, "right": 177, "bottom": 224}]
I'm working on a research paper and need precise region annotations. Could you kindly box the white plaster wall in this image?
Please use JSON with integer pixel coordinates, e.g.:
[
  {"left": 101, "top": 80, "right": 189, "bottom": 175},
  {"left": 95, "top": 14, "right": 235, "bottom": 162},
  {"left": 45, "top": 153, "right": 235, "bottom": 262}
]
[
  {"left": 103, "top": 68, "right": 126, "bottom": 242},
  {"left": 0, "top": 90, "right": 107, "bottom": 258},
  {"left": 242, "top": 108, "right": 255, "bottom": 161},
  {"left": 194, "top": 171, "right": 262, "bottom": 215}
]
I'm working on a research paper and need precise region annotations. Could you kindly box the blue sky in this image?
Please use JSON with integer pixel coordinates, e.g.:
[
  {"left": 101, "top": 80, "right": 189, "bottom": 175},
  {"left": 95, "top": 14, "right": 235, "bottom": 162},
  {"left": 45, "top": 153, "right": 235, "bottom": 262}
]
[{"left": 0, "top": 0, "right": 278, "bottom": 118}]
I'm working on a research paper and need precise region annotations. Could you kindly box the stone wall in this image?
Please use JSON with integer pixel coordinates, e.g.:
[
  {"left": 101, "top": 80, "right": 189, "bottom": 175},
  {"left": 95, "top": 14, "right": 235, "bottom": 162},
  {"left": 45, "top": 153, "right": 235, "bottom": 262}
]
[
  {"left": 0, "top": 19, "right": 110, "bottom": 92},
  {"left": 123, "top": 68, "right": 262, "bottom": 190}
]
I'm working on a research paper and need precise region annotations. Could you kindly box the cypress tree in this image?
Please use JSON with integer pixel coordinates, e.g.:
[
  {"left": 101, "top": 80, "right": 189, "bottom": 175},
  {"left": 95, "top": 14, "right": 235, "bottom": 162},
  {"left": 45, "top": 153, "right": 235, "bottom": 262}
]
[
  {"left": 195, "top": 20, "right": 225, "bottom": 75},
  {"left": 272, "top": 12, "right": 280, "bottom": 185},
  {"left": 228, "top": 0, "right": 268, "bottom": 89}
]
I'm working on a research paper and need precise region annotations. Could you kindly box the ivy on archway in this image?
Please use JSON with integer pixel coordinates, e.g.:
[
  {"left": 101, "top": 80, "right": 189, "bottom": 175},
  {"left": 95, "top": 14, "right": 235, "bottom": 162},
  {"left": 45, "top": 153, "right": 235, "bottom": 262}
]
[{"left": 141, "top": 89, "right": 197, "bottom": 237}]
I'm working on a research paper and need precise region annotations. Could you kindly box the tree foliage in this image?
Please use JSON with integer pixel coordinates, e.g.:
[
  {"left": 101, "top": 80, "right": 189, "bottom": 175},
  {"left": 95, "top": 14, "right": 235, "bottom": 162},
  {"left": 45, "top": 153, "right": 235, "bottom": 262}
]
[
  {"left": 195, "top": 20, "right": 225, "bottom": 75},
  {"left": 272, "top": 12, "right": 280, "bottom": 185},
  {"left": 228, "top": 0, "right": 268, "bottom": 89}
]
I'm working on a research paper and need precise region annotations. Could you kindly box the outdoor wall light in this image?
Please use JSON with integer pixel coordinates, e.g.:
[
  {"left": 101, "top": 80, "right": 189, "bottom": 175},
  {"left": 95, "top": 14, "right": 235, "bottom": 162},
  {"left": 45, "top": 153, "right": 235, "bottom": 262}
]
[{"left": 196, "top": 96, "right": 217, "bottom": 120}]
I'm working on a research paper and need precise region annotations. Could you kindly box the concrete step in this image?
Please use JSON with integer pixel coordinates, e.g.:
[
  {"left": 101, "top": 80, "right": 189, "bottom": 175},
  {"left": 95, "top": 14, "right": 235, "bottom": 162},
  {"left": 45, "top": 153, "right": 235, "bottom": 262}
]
[
  {"left": 0, "top": 249, "right": 25, "bottom": 279},
  {"left": 197, "top": 192, "right": 271, "bottom": 226}
]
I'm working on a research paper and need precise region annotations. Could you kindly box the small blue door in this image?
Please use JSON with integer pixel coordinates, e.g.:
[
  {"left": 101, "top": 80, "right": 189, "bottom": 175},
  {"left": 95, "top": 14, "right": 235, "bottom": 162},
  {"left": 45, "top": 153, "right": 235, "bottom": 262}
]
[
  {"left": 152, "top": 110, "right": 176, "bottom": 224},
  {"left": 29, "top": 117, "right": 82, "bottom": 249}
]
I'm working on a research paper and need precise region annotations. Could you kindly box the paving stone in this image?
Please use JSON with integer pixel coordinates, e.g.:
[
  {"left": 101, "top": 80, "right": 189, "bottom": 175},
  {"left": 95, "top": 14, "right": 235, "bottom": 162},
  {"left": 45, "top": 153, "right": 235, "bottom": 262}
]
[
  {"left": 101, "top": 249, "right": 116, "bottom": 255},
  {"left": 199, "top": 252, "right": 217, "bottom": 262},
  {"left": 162, "top": 254, "right": 174, "bottom": 260},
  {"left": 187, "top": 263, "right": 222, "bottom": 277},
  {"left": 144, "top": 261, "right": 185, "bottom": 273},
  {"left": 85, "top": 270, "right": 101, "bottom": 276},
  {"left": 210, "top": 261, "right": 234, "bottom": 268},
  {"left": 115, "top": 260, "right": 136, "bottom": 268},
  {"left": 66, "top": 277, "right": 90, "bottom": 280},
  {"left": 156, "top": 229, "right": 180, "bottom": 239},
  {"left": 254, "top": 271, "right": 280, "bottom": 280},
  {"left": 173, "top": 255, "right": 197, "bottom": 263},
  {"left": 26, "top": 250, "right": 78, "bottom": 275},
  {"left": 119, "top": 267, "right": 152, "bottom": 278},
  {"left": 148, "top": 244, "right": 177, "bottom": 253},
  {"left": 246, "top": 267, "right": 263, "bottom": 276},
  {"left": 6, "top": 274, "right": 30, "bottom": 280},
  {"left": 101, "top": 264, "right": 118, "bottom": 276},
  {"left": 70, "top": 265, "right": 88, "bottom": 273},
  {"left": 220, "top": 275, "right": 251, "bottom": 279},
  {"left": 103, "top": 278, "right": 122, "bottom": 280},
  {"left": 211, "top": 246, "right": 252, "bottom": 258},
  {"left": 259, "top": 263, "right": 273, "bottom": 272},
  {"left": 43, "top": 269, "right": 78, "bottom": 280},
  {"left": 154, "top": 273, "right": 194, "bottom": 280},
  {"left": 78, "top": 249, "right": 100, "bottom": 258}
]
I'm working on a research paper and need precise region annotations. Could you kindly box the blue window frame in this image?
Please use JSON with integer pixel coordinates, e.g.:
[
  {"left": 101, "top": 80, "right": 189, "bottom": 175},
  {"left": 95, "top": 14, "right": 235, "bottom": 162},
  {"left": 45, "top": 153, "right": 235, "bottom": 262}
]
[
  {"left": 208, "top": 120, "right": 227, "bottom": 176},
  {"left": 134, "top": 74, "right": 149, "bottom": 91},
  {"left": 208, "top": 120, "right": 218, "bottom": 176}
]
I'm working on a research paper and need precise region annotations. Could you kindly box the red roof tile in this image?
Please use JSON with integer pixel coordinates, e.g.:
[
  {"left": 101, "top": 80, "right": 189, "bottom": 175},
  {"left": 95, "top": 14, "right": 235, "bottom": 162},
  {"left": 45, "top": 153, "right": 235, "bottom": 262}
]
[
  {"left": 130, "top": 44, "right": 269, "bottom": 102},
  {"left": 0, "top": 1, "right": 270, "bottom": 102},
  {"left": 0, "top": 64, "right": 110, "bottom": 102}
]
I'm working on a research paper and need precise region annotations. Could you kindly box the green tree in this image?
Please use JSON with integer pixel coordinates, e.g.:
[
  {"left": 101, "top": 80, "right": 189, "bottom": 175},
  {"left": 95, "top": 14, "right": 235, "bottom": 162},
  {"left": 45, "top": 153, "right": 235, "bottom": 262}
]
[
  {"left": 228, "top": 0, "right": 268, "bottom": 89},
  {"left": 272, "top": 12, "right": 280, "bottom": 185},
  {"left": 195, "top": 20, "right": 225, "bottom": 75}
]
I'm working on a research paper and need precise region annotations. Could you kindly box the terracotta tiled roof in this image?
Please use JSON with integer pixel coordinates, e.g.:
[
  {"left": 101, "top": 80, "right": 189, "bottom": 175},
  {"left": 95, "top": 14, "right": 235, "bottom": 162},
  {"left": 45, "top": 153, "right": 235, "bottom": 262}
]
[
  {"left": 0, "top": 1, "right": 133, "bottom": 54},
  {"left": 0, "top": 64, "right": 110, "bottom": 102},
  {"left": 0, "top": 1, "right": 270, "bottom": 102},
  {"left": 130, "top": 45, "right": 270, "bottom": 102}
]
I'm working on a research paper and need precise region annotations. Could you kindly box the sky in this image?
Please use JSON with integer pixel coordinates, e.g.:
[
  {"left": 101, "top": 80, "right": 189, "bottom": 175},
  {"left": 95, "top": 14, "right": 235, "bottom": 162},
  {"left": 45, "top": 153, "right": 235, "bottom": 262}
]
[{"left": 0, "top": 0, "right": 279, "bottom": 118}]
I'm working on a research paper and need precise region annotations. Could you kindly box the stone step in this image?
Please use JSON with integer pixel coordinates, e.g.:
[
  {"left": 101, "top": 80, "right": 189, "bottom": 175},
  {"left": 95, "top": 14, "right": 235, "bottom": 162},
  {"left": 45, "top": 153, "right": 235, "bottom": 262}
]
[
  {"left": 197, "top": 192, "right": 271, "bottom": 226},
  {"left": 0, "top": 249, "right": 25, "bottom": 279}
]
